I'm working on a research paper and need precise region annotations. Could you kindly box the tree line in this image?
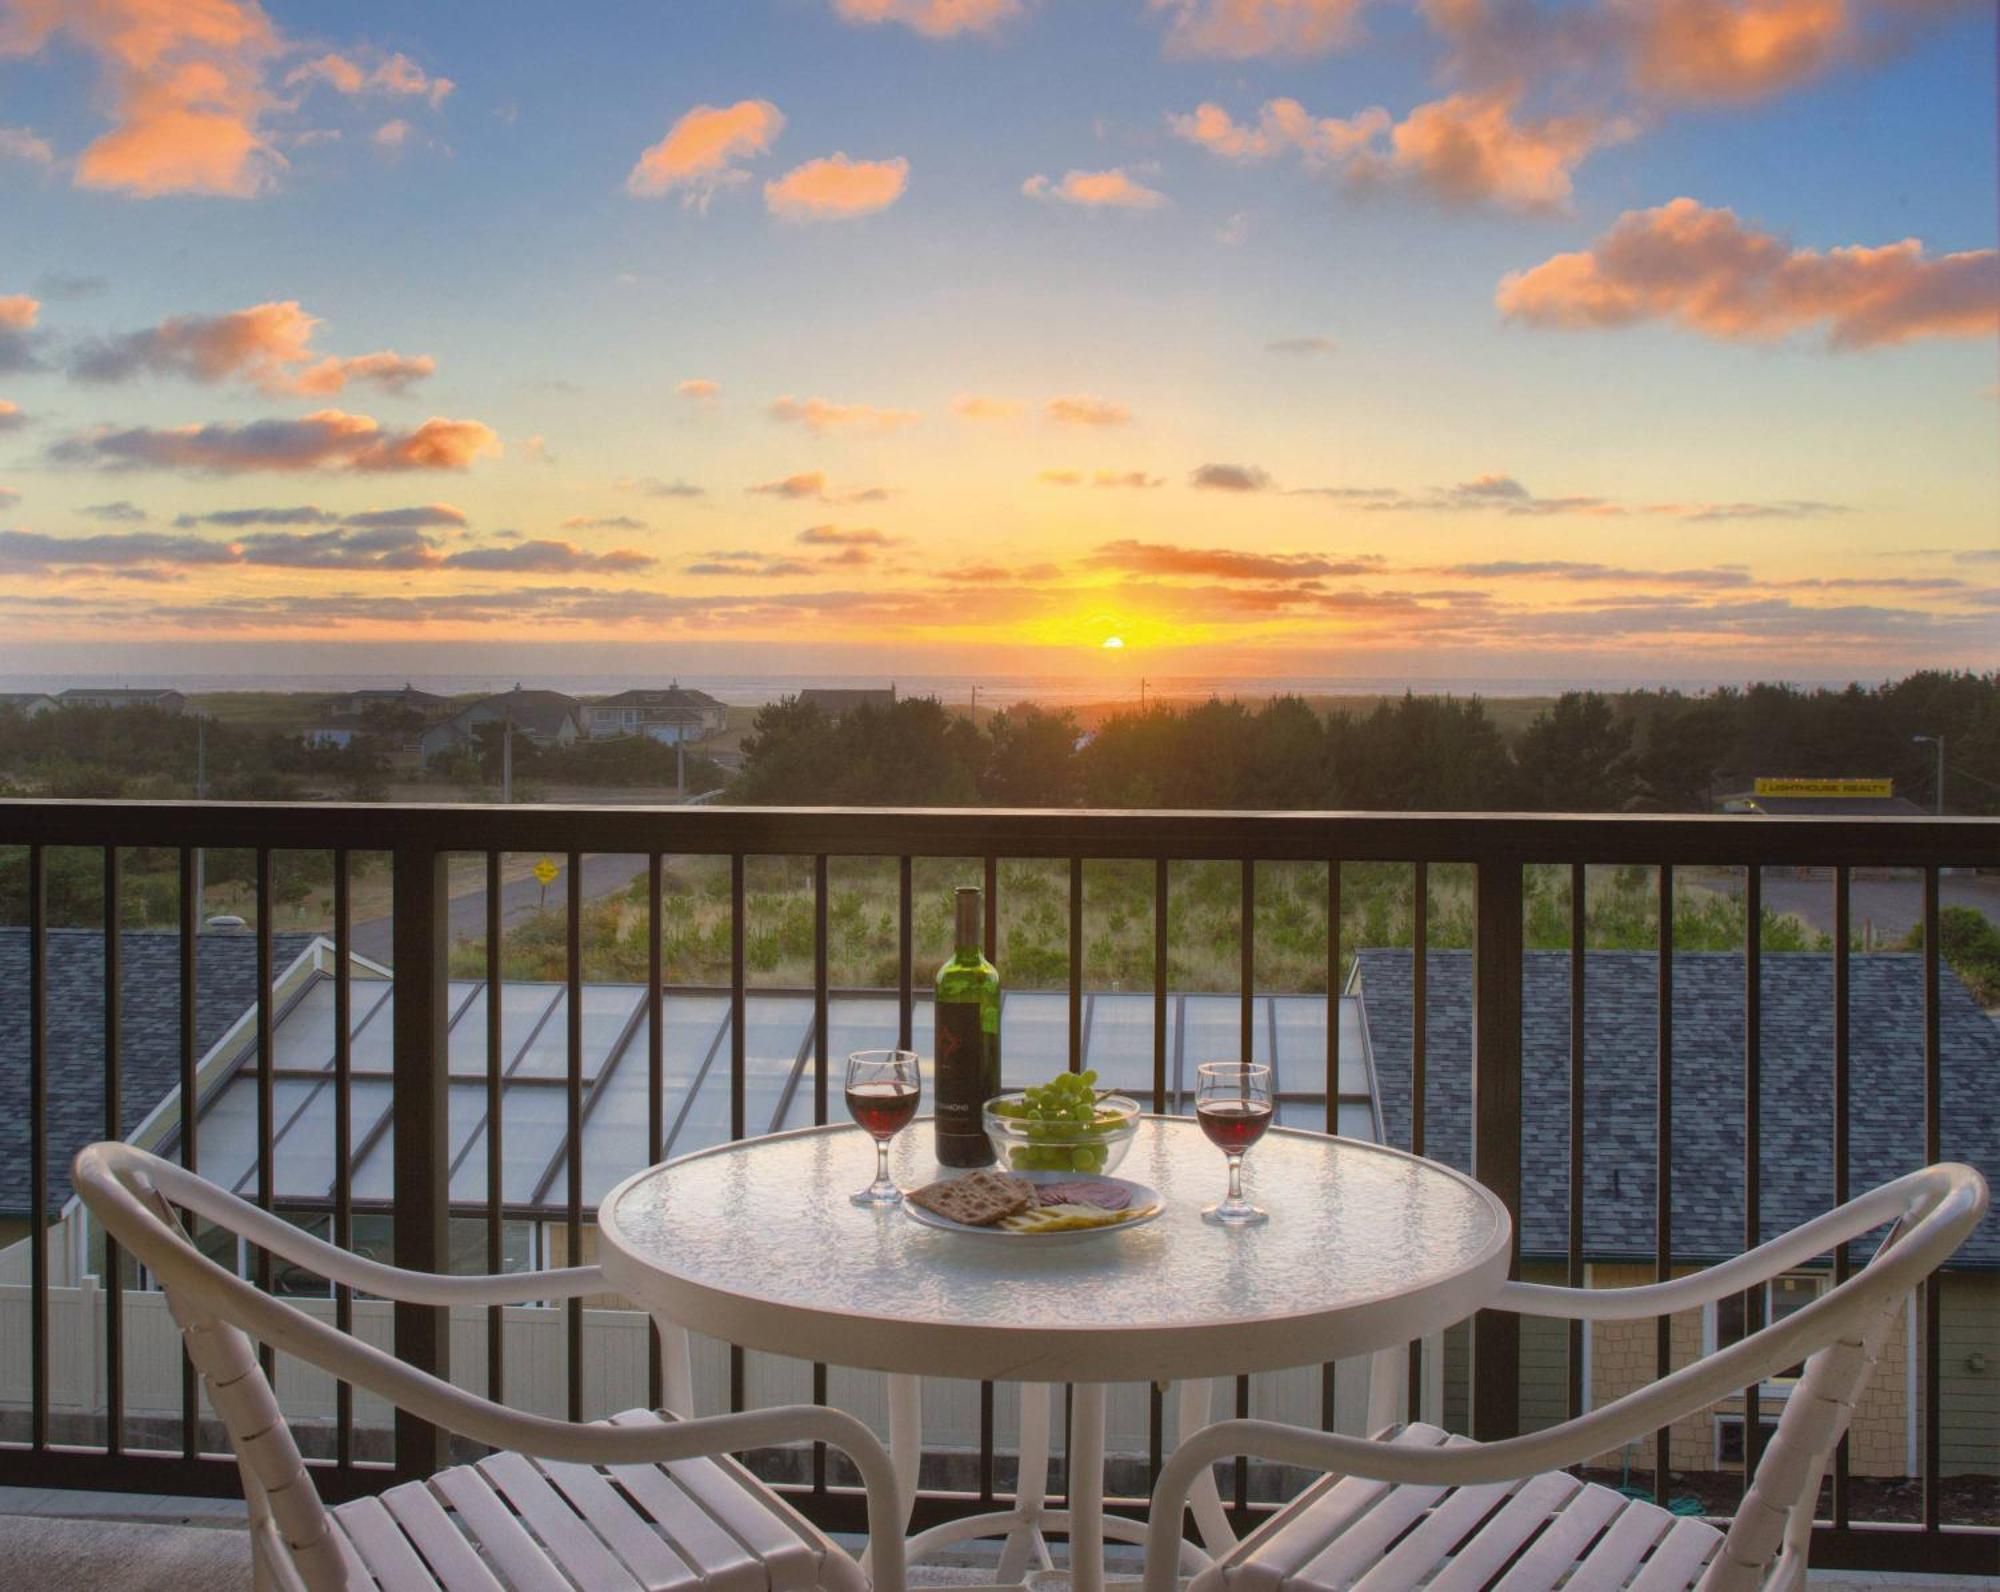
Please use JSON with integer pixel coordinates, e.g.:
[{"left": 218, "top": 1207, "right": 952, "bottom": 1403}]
[{"left": 730, "top": 671, "right": 2000, "bottom": 814}]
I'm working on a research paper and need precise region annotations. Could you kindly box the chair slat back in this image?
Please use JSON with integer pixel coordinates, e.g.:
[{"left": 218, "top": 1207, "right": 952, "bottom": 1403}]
[{"left": 134, "top": 1182, "right": 346, "bottom": 1591}]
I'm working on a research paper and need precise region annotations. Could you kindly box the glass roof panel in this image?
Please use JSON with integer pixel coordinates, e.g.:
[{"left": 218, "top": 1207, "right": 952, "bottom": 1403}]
[
  {"left": 445, "top": 1080, "right": 501, "bottom": 1204},
  {"left": 510, "top": 984, "right": 642, "bottom": 1082},
  {"left": 1081, "top": 994, "right": 1174, "bottom": 1097},
  {"left": 740, "top": 995, "right": 812, "bottom": 1138},
  {"left": 997, "top": 992, "right": 1069, "bottom": 1087},
  {"left": 1270, "top": 996, "right": 1371, "bottom": 1098},
  {"left": 274, "top": 1079, "right": 391, "bottom": 1199},
  {"left": 775, "top": 996, "right": 902, "bottom": 1132},
  {"left": 270, "top": 976, "right": 393, "bottom": 1072},
  {"left": 451, "top": 981, "right": 559, "bottom": 1078},
  {"left": 581, "top": 993, "right": 728, "bottom": 1200},
  {"left": 347, "top": 986, "right": 399, "bottom": 1074},
  {"left": 207, "top": 1077, "right": 322, "bottom": 1197},
  {"left": 1178, "top": 996, "right": 1273, "bottom": 1108},
  {"left": 1276, "top": 1097, "right": 1376, "bottom": 1141}
]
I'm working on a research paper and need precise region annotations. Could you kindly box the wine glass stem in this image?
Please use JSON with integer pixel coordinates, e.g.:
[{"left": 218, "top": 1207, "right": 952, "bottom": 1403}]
[
  {"left": 1227, "top": 1152, "right": 1244, "bottom": 1205},
  {"left": 876, "top": 1139, "right": 891, "bottom": 1190}
]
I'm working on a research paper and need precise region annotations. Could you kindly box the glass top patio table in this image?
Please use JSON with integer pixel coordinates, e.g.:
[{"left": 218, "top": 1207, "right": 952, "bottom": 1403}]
[{"left": 597, "top": 1115, "right": 1511, "bottom": 1386}]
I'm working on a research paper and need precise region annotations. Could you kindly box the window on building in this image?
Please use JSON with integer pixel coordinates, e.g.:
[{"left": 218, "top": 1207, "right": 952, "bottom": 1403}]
[
  {"left": 1715, "top": 1412, "right": 1781, "bottom": 1467},
  {"left": 1709, "top": 1271, "right": 1823, "bottom": 1384}
]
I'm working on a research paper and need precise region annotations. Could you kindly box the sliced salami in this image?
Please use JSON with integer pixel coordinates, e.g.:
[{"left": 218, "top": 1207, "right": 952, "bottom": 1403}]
[{"left": 1036, "top": 1179, "right": 1131, "bottom": 1210}]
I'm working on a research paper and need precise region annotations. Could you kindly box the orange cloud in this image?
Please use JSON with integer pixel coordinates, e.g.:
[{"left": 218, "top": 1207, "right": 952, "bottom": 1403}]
[
  {"left": 831, "top": 0, "right": 1023, "bottom": 35},
  {"left": 1085, "top": 538, "right": 1368, "bottom": 579},
  {"left": 0, "top": 399, "right": 25, "bottom": 431},
  {"left": 747, "top": 471, "right": 892, "bottom": 503},
  {"left": 1625, "top": 0, "right": 1851, "bottom": 103},
  {"left": 50, "top": 409, "right": 500, "bottom": 472},
  {"left": 1151, "top": 0, "right": 1368, "bottom": 58},
  {"left": 1177, "top": 92, "right": 1621, "bottom": 209},
  {"left": 0, "top": 292, "right": 39, "bottom": 371},
  {"left": 69, "top": 300, "right": 434, "bottom": 394},
  {"left": 625, "top": 99, "right": 785, "bottom": 204},
  {"left": 285, "top": 50, "right": 452, "bottom": 107},
  {"left": 1045, "top": 395, "right": 1132, "bottom": 426},
  {"left": 1498, "top": 197, "right": 2000, "bottom": 348},
  {"left": 797, "top": 524, "right": 899, "bottom": 546},
  {"left": 1386, "top": 92, "right": 1627, "bottom": 210},
  {"left": 952, "top": 394, "right": 1023, "bottom": 420},
  {"left": 1171, "top": 98, "right": 1387, "bottom": 162},
  {"left": 764, "top": 153, "right": 908, "bottom": 220},
  {"left": 769, "top": 395, "right": 920, "bottom": 433},
  {"left": 678, "top": 377, "right": 721, "bottom": 402},
  {"left": 1022, "top": 168, "right": 1168, "bottom": 209},
  {"left": 0, "top": 295, "right": 38, "bottom": 328},
  {"left": 1, "top": 0, "right": 285, "bottom": 197},
  {"left": 1038, "top": 468, "right": 1164, "bottom": 488},
  {"left": 0, "top": 125, "right": 53, "bottom": 164}
]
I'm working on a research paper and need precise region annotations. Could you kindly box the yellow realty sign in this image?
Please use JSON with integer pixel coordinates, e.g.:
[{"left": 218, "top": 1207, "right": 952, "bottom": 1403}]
[{"left": 1752, "top": 778, "right": 1894, "bottom": 798}]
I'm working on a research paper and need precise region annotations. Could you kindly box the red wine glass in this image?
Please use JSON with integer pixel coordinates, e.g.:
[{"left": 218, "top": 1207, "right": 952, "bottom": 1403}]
[
  {"left": 846, "top": 1049, "right": 921, "bottom": 1207},
  {"left": 1196, "top": 1061, "right": 1272, "bottom": 1226}
]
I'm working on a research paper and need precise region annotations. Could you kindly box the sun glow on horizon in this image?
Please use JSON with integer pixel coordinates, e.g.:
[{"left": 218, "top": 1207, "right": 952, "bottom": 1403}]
[{"left": 1102, "top": 636, "right": 1125, "bottom": 649}]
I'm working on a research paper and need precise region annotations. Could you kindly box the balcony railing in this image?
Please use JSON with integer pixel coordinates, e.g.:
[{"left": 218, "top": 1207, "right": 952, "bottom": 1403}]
[{"left": 1, "top": 799, "right": 1995, "bottom": 1574}]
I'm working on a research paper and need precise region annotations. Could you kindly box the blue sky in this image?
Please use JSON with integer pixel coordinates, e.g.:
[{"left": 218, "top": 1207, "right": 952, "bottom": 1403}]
[{"left": 0, "top": 0, "right": 1993, "bottom": 679}]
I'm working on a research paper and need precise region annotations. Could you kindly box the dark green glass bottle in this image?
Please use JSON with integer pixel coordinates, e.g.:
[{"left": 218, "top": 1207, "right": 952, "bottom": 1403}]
[{"left": 934, "top": 885, "right": 1001, "bottom": 1167}]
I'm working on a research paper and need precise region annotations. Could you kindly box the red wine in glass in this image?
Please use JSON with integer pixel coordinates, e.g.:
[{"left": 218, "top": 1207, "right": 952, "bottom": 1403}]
[
  {"left": 1195, "top": 1061, "right": 1272, "bottom": 1226},
  {"left": 847, "top": 1079, "right": 920, "bottom": 1141},
  {"left": 1197, "top": 1099, "right": 1272, "bottom": 1153},
  {"left": 846, "top": 1049, "right": 921, "bottom": 1207}
]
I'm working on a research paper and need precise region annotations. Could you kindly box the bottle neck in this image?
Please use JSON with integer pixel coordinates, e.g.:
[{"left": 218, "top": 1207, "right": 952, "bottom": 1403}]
[{"left": 954, "top": 893, "right": 981, "bottom": 958}]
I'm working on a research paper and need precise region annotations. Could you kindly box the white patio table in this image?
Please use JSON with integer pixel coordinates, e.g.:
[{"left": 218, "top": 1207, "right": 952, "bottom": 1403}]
[{"left": 598, "top": 1115, "right": 1512, "bottom": 1591}]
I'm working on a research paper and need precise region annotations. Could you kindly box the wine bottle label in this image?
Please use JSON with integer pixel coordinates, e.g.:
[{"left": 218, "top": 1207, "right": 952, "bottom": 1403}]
[{"left": 935, "top": 999, "right": 993, "bottom": 1165}]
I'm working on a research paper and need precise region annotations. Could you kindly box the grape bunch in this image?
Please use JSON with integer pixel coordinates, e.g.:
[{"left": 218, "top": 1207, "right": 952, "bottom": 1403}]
[{"left": 989, "top": 1070, "right": 1118, "bottom": 1172}]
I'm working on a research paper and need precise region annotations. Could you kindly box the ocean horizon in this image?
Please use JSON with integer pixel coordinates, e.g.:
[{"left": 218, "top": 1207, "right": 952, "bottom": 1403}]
[{"left": 0, "top": 669, "right": 1868, "bottom": 707}]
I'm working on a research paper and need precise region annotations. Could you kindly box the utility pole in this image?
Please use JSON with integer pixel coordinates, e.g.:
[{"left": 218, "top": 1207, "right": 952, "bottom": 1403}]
[
  {"left": 502, "top": 716, "right": 514, "bottom": 804},
  {"left": 1140, "top": 677, "right": 1148, "bottom": 710},
  {"left": 1913, "top": 733, "right": 1945, "bottom": 815},
  {"left": 676, "top": 735, "right": 685, "bottom": 797},
  {"left": 970, "top": 683, "right": 978, "bottom": 723}
]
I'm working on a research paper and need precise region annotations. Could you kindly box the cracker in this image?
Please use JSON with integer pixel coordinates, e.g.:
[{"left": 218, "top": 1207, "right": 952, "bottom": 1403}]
[{"left": 909, "top": 1169, "right": 1036, "bottom": 1227}]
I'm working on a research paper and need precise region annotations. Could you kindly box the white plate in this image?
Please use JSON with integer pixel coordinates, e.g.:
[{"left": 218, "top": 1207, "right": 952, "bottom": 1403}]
[{"left": 903, "top": 1171, "right": 1164, "bottom": 1243}]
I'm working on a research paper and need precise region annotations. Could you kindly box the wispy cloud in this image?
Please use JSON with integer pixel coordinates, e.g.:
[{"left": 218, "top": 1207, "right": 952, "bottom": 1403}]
[
  {"left": 829, "top": 0, "right": 1023, "bottom": 36},
  {"left": 1045, "top": 395, "right": 1131, "bottom": 427},
  {"left": 746, "top": 470, "right": 892, "bottom": 503},
  {"left": 1499, "top": 199, "right": 2000, "bottom": 348},
  {"left": 51, "top": 411, "right": 501, "bottom": 474},
  {"left": 1191, "top": 462, "right": 1271, "bottom": 491},
  {"left": 1022, "top": 168, "right": 1168, "bottom": 209},
  {"left": 68, "top": 300, "right": 434, "bottom": 395},
  {"left": 769, "top": 395, "right": 920, "bottom": 434}
]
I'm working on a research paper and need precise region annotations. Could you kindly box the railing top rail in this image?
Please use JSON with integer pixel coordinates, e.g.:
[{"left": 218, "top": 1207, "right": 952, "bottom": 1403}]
[{"left": 0, "top": 798, "right": 1993, "bottom": 865}]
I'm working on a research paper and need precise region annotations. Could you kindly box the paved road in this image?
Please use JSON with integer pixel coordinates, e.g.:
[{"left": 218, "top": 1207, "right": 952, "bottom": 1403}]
[
  {"left": 351, "top": 851, "right": 651, "bottom": 963},
  {"left": 1758, "top": 869, "right": 1999, "bottom": 945}
]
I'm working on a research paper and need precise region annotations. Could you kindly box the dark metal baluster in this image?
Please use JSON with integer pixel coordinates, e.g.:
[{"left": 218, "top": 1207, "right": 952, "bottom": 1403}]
[
  {"left": 104, "top": 846, "right": 124, "bottom": 1457},
  {"left": 333, "top": 848, "right": 354, "bottom": 1467},
  {"left": 897, "top": 855, "right": 913, "bottom": 1053},
  {"left": 1832, "top": 865, "right": 1850, "bottom": 1521},
  {"left": 486, "top": 851, "right": 504, "bottom": 1408},
  {"left": 730, "top": 853, "right": 747, "bottom": 1417},
  {"left": 178, "top": 846, "right": 198, "bottom": 1458},
  {"left": 390, "top": 843, "right": 451, "bottom": 1480},
  {"left": 566, "top": 850, "right": 584, "bottom": 1424},
  {"left": 982, "top": 853, "right": 999, "bottom": 1507},
  {"left": 1470, "top": 855, "right": 1523, "bottom": 1443},
  {"left": 1922, "top": 864, "right": 1941, "bottom": 1535},
  {"left": 1410, "top": 861, "right": 1429, "bottom": 1425},
  {"left": 1567, "top": 864, "right": 1585, "bottom": 1432},
  {"left": 1743, "top": 865, "right": 1764, "bottom": 1480},
  {"left": 28, "top": 846, "right": 47, "bottom": 1451},
  {"left": 1070, "top": 856, "right": 1085, "bottom": 1072},
  {"left": 812, "top": 853, "right": 829, "bottom": 1494},
  {"left": 1654, "top": 864, "right": 1673, "bottom": 1503},
  {"left": 1236, "top": 859, "right": 1253, "bottom": 1514},
  {"left": 1151, "top": 857, "right": 1170, "bottom": 1487},
  {"left": 255, "top": 850, "right": 274, "bottom": 1379},
  {"left": 1322, "top": 859, "right": 1341, "bottom": 1433}
]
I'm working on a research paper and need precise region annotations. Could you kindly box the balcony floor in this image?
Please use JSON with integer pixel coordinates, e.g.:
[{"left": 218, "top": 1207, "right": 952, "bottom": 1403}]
[{"left": 1, "top": 1488, "right": 1994, "bottom": 1590}]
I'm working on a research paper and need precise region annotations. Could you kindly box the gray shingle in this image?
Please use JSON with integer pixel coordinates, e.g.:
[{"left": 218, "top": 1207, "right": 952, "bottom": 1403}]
[
  {"left": 0, "top": 929, "right": 314, "bottom": 1217},
  {"left": 1356, "top": 949, "right": 2000, "bottom": 1269}
]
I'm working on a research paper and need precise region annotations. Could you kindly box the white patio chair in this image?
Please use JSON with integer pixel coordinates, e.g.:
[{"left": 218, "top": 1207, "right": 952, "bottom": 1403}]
[
  {"left": 1143, "top": 1161, "right": 1987, "bottom": 1592},
  {"left": 73, "top": 1141, "right": 908, "bottom": 1592}
]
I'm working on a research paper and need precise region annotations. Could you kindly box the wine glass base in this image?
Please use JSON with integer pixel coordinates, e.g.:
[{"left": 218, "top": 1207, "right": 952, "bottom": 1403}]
[
  {"left": 850, "top": 1184, "right": 904, "bottom": 1208},
  {"left": 1202, "top": 1201, "right": 1268, "bottom": 1227}
]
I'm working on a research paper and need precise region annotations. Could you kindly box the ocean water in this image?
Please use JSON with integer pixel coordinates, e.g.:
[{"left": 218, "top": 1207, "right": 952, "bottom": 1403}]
[{"left": 0, "top": 669, "right": 1851, "bottom": 706}]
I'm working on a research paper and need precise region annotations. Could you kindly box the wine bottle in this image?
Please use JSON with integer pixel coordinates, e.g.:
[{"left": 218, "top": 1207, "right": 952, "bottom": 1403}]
[{"left": 934, "top": 885, "right": 1001, "bottom": 1168}]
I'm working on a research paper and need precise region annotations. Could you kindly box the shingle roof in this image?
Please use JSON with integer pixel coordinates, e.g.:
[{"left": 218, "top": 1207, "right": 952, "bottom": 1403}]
[
  {"left": 0, "top": 929, "right": 314, "bottom": 1217},
  {"left": 591, "top": 688, "right": 723, "bottom": 710},
  {"left": 1355, "top": 949, "right": 2000, "bottom": 1269}
]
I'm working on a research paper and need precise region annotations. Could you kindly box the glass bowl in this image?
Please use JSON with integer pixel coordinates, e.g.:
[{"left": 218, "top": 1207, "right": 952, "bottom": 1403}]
[{"left": 983, "top": 1092, "right": 1141, "bottom": 1175}]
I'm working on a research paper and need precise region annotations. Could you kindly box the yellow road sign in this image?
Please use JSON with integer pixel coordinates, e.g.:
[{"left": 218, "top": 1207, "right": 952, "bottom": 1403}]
[{"left": 532, "top": 858, "right": 559, "bottom": 886}]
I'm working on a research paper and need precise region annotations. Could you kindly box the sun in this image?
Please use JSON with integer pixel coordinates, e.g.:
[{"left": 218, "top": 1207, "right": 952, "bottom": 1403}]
[{"left": 1101, "top": 635, "right": 1125, "bottom": 649}]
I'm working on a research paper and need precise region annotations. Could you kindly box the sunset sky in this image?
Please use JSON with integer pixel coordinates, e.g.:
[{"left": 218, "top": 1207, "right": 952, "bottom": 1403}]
[{"left": 0, "top": 0, "right": 1994, "bottom": 683}]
